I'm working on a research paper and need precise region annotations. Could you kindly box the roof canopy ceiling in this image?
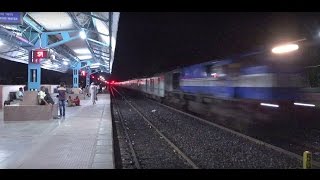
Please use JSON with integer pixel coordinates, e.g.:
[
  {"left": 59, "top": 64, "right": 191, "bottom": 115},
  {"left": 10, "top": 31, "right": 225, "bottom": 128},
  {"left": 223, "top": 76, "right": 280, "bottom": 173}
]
[{"left": 0, "top": 12, "right": 120, "bottom": 73}]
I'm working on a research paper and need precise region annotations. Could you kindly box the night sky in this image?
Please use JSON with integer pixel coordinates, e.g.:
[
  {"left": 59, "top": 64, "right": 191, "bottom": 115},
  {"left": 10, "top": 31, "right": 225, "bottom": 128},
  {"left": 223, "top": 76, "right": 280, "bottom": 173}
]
[
  {"left": 2, "top": 12, "right": 320, "bottom": 84},
  {"left": 111, "top": 12, "right": 320, "bottom": 81},
  {"left": 0, "top": 59, "right": 72, "bottom": 85}
]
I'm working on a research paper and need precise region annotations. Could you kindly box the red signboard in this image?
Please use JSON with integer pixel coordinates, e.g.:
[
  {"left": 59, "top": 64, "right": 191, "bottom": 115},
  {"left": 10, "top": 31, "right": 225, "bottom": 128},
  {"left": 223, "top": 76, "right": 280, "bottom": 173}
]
[{"left": 31, "top": 49, "right": 48, "bottom": 64}]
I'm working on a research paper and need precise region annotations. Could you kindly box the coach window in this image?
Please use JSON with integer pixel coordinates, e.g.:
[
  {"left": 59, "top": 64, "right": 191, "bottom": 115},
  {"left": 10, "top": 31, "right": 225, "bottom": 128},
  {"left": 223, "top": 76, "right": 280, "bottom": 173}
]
[
  {"left": 150, "top": 79, "right": 154, "bottom": 92},
  {"left": 172, "top": 73, "right": 180, "bottom": 90},
  {"left": 145, "top": 79, "right": 148, "bottom": 91},
  {"left": 206, "top": 65, "right": 224, "bottom": 79}
]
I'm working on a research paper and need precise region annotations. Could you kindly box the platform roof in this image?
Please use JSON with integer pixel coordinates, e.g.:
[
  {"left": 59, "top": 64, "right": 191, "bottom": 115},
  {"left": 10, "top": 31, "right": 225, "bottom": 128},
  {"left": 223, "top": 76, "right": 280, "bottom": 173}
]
[{"left": 0, "top": 12, "right": 120, "bottom": 73}]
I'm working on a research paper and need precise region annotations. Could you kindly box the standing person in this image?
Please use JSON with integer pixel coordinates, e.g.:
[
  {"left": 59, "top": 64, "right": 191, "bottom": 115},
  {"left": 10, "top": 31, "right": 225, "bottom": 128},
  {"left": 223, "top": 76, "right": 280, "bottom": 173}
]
[
  {"left": 52, "top": 95, "right": 60, "bottom": 119},
  {"left": 90, "top": 82, "right": 97, "bottom": 105},
  {"left": 85, "top": 84, "right": 90, "bottom": 98},
  {"left": 58, "top": 82, "right": 67, "bottom": 117},
  {"left": 99, "top": 83, "right": 102, "bottom": 93}
]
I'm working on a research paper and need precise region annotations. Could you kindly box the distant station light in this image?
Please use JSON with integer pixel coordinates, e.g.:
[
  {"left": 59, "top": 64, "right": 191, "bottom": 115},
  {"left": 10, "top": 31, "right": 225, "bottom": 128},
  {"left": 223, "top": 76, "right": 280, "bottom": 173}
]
[
  {"left": 63, "top": 61, "right": 69, "bottom": 65},
  {"left": 0, "top": 41, "right": 3, "bottom": 46},
  {"left": 271, "top": 44, "right": 299, "bottom": 54},
  {"left": 81, "top": 70, "right": 86, "bottom": 76}
]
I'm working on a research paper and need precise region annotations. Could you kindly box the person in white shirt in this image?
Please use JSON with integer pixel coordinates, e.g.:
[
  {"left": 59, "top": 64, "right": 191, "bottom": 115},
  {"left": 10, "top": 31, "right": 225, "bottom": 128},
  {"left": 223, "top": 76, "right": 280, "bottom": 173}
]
[
  {"left": 16, "top": 87, "right": 24, "bottom": 101},
  {"left": 90, "top": 83, "right": 97, "bottom": 105},
  {"left": 38, "top": 86, "right": 47, "bottom": 105}
]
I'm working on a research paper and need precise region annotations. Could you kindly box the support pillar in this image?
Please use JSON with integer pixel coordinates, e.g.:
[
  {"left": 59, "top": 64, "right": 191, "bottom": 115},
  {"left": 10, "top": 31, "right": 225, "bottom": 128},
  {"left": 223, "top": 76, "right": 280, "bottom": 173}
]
[
  {"left": 27, "top": 50, "right": 41, "bottom": 91},
  {"left": 85, "top": 61, "right": 91, "bottom": 87},
  {"left": 28, "top": 33, "right": 48, "bottom": 91},
  {"left": 73, "top": 62, "right": 81, "bottom": 88},
  {"left": 86, "top": 67, "right": 92, "bottom": 87}
]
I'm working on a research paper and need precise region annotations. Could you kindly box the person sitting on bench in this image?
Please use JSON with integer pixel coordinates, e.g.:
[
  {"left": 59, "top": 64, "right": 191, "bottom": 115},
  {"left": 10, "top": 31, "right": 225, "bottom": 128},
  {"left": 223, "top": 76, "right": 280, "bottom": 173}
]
[
  {"left": 44, "top": 88, "right": 54, "bottom": 105},
  {"left": 38, "top": 86, "right": 48, "bottom": 105},
  {"left": 16, "top": 87, "right": 24, "bottom": 101}
]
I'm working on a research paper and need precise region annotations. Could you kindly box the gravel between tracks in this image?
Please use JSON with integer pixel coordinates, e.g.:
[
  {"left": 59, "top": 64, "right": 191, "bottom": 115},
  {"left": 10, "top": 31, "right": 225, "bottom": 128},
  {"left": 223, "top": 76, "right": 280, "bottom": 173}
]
[
  {"left": 112, "top": 93, "right": 193, "bottom": 169},
  {"left": 118, "top": 88, "right": 302, "bottom": 169}
]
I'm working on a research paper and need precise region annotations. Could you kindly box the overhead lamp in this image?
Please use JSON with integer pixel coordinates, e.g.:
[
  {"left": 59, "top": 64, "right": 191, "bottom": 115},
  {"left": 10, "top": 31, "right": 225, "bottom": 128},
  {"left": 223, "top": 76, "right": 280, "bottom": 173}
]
[
  {"left": 77, "top": 55, "right": 92, "bottom": 60},
  {"left": 0, "top": 41, "right": 4, "bottom": 46},
  {"left": 271, "top": 44, "right": 299, "bottom": 54},
  {"left": 73, "top": 48, "right": 91, "bottom": 54},
  {"left": 79, "top": 30, "right": 87, "bottom": 39},
  {"left": 63, "top": 61, "right": 69, "bottom": 65},
  {"left": 74, "top": 48, "right": 91, "bottom": 54}
]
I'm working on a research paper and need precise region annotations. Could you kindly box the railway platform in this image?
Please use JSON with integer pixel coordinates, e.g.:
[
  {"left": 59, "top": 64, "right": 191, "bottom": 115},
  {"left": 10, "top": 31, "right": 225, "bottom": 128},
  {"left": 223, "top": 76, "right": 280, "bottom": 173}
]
[{"left": 0, "top": 94, "right": 113, "bottom": 169}]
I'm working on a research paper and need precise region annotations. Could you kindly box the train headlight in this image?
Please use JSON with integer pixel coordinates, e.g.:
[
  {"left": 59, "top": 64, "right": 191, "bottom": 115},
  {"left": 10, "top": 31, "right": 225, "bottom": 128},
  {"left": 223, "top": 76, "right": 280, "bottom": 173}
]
[{"left": 271, "top": 43, "right": 299, "bottom": 54}]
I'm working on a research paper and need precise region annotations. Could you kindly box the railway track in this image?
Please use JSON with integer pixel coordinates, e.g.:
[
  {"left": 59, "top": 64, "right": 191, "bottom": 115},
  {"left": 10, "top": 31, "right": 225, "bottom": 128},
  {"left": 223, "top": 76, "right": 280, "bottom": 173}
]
[
  {"left": 110, "top": 88, "right": 141, "bottom": 169},
  {"left": 111, "top": 87, "right": 196, "bottom": 169},
  {"left": 112, "top": 87, "right": 319, "bottom": 168}
]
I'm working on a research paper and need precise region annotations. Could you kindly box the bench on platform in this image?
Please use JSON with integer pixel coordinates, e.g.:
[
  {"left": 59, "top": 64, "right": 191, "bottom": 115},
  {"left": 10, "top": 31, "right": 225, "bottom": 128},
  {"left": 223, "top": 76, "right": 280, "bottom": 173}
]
[{"left": 3, "top": 91, "right": 56, "bottom": 121}]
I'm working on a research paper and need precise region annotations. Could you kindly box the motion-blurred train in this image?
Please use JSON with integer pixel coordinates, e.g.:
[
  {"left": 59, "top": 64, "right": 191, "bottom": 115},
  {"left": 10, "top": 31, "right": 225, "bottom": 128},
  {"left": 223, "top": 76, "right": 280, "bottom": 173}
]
[
  {"left": 118, "top": 41, "right": 320, "bottom": 132},
  {"left": 120, "top": 44, "right": 319, "bottom": 103}
]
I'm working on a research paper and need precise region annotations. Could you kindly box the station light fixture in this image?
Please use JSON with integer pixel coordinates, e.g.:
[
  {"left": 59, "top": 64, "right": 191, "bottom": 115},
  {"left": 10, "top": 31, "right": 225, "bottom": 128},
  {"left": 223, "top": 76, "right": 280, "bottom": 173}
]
[
  {"left": 74, "top": 48, "right": 91, "bottom": 54},
  {"left": 63, "top": 61, "right": 69, "bottom": 65},
  {"left": 271, "top": 43, "right": 299, "bottom": 54},
  {"left": 0, "top": 40, "right": 3, "bottom": 46},
  {"left": 77, "top": 55, "right": 92, "bottom": 60},
  {"left": 79, "top": 30, "right": 87, "bottom": 39}
]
